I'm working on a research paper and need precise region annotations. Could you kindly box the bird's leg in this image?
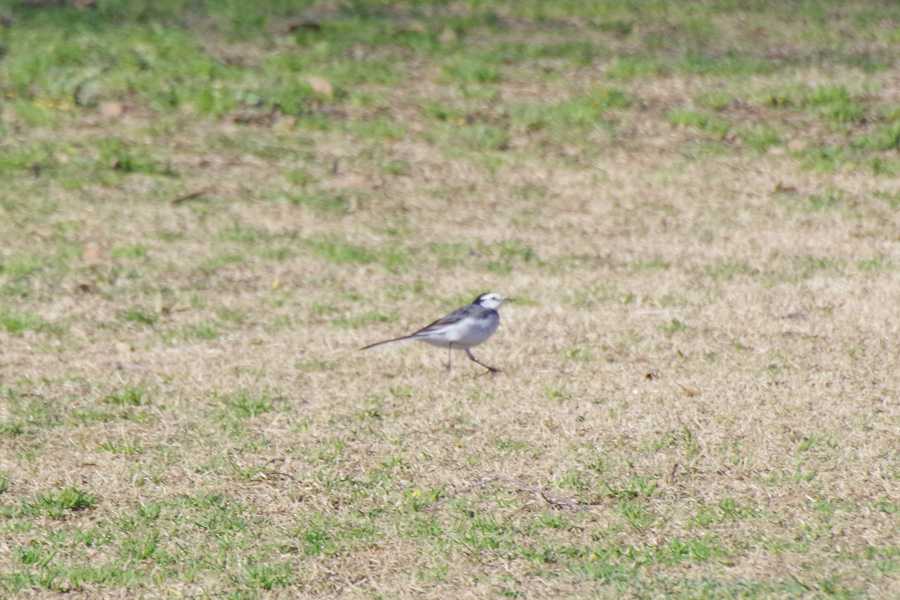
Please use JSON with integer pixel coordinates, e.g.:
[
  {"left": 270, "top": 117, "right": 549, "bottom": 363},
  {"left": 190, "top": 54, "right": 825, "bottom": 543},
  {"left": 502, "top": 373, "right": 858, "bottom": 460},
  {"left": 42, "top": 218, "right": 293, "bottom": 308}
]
[
  {"left": 445, "top": 343, "right": 453, "bottom": 372},
  {"left": 466, "top": 349, "right": 501, "bottom": 375}
]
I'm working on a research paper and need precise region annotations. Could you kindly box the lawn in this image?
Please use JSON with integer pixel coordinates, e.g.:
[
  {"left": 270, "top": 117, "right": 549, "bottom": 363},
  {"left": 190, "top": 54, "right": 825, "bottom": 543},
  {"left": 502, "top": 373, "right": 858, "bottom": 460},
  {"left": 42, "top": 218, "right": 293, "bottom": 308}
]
[{"left": 1, "top": 0, "right": 899, "bottom": 598}]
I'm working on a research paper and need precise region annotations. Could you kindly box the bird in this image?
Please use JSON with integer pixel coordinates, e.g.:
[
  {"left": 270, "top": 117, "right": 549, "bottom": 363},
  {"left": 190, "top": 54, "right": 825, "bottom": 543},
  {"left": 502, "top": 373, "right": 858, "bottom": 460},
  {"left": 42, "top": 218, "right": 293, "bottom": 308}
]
[{"left": 361, "top": 292, "right": 513, "bottom": 374}]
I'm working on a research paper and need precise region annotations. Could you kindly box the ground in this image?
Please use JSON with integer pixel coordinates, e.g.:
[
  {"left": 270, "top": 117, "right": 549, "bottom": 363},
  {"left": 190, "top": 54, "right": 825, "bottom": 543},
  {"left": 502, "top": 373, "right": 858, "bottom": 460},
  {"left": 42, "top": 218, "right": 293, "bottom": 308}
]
[{"left": 0, "top": 1, "right": 899, "bottom": 598}]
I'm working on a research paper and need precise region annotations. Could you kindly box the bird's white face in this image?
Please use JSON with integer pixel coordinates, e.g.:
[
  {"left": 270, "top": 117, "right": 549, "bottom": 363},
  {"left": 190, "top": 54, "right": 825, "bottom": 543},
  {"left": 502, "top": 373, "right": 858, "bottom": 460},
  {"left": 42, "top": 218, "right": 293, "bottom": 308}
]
[{"left": 475, "top": 292, "right": 510, "bottom": 310}]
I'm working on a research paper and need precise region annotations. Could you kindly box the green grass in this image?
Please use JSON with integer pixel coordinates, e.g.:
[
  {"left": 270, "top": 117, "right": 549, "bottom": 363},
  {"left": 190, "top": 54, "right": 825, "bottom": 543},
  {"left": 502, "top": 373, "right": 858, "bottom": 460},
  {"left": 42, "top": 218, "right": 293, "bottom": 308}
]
[
  {"left": 216, "top": 391, "right": 276, "bottom": 419},
  {"left": 285, "top": 189, "right": 355, "bottom": 215},
  {"left": 2, "top": 486, "right": 97, "bottom": 519},
  {"left": 513, "top": 89, "right": 631, "bottom": 133},
  {"left": 0, "top": 312, "right": 65, "bottom": 336},
  {"left": 805, "top": 85, "right": 865, "bottom": 124},
  {"left": 331, "top": 310, "right": 398, "bottom": 330},
  {"left": 183, "top": 322, "right": 220, "bottom": 340},
  {"left": 118, "top": 308, "right": 157, "bottom": 325},
  {"left": 111, "top": 244, "right": 149, "bottom": 259},
  {"left": 104, "top": 387, "right": 147, "bottom": 406},
  {"left": 667, "top": 108, "right": 731, "bottom": 137},
  {"left": 2, "top": 1, "right": 900, "bottom": 598},
  {"left": 740, "top": 124, "right": 782, "bottom": 154}
]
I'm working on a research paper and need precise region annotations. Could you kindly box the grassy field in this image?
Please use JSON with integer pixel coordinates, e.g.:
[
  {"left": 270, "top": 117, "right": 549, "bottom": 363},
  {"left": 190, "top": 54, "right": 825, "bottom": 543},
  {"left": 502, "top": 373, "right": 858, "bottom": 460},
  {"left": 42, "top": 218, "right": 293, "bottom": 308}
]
[{"left": 1, "top": 0, "right": 900, "bottom": 597}]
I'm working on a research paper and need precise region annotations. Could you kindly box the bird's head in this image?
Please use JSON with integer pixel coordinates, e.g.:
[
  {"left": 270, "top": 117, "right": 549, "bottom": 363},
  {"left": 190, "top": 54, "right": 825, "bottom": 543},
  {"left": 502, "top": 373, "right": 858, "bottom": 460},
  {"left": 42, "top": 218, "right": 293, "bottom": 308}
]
[{"left": 474, "top": 292, "right": 513, "bottom": 310}]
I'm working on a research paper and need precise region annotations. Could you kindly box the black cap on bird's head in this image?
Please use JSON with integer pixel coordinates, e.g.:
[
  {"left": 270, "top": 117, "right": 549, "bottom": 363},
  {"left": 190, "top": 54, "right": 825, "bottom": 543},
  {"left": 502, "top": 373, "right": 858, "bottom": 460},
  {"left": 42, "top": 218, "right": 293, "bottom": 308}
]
[{"left": 474, "top": 292, "right": 513, "bottom": 310}]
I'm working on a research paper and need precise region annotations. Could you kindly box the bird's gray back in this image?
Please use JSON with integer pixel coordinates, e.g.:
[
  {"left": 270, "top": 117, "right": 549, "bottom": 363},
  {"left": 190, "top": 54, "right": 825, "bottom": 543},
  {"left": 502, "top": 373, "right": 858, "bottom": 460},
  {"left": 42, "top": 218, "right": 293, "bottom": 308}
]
[{"left": 411, "top": 305, "right": 499, "bottom": 349}]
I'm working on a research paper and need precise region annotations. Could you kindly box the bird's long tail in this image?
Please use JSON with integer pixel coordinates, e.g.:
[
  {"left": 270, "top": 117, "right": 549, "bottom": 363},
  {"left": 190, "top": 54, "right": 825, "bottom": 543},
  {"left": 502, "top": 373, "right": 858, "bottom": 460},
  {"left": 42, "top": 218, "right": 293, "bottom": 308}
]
[{"left": 360, "top": 336, "right": 413, "bottom": 350}]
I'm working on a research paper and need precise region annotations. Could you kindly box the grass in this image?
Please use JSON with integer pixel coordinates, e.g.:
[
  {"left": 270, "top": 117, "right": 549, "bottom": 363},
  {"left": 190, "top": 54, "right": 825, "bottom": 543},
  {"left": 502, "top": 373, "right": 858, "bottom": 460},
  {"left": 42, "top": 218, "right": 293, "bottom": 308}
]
[{"left": 1, "top": 0, "right": 900, "bottom": 598}]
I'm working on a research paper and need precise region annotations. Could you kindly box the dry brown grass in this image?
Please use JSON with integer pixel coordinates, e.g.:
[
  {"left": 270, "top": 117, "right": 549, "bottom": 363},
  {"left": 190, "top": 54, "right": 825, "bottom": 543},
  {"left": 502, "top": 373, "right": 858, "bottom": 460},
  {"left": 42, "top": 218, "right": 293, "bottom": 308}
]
[{"left": 2, "top": 3, "right": 900, "bottom": 598}]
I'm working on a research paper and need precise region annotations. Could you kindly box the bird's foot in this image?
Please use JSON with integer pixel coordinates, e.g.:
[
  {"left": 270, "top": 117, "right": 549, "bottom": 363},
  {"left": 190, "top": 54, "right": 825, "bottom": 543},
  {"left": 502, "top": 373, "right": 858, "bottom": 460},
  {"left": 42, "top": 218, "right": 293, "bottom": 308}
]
[{"left": 477, "top": 367, "right": 503, "bottom": 377}]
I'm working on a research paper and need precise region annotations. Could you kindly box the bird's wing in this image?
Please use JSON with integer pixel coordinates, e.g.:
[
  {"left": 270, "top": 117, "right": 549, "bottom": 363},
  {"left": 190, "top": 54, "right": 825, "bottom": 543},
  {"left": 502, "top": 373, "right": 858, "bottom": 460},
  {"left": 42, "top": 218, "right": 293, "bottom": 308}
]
[
  {"left": 361, "top": 304, "right": 477, "bottom": 349},
  {"left": 406, "top": 305, "right": 475, "bottom": 338}
]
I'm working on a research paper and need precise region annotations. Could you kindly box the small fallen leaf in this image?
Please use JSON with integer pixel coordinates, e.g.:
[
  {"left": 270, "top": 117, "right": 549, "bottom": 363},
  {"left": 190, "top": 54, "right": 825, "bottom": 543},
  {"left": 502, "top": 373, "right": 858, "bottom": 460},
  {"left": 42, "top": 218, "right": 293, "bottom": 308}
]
[
  {"left": 99, "top": 101, "right": 124, "bottom": 118},
  {"left": 272, "top": 279, "right": 280, "bottom": 290},
  {"left": 1, "top": 106, "right": 15, "bottom": 125},
  {"left": 171, "top": 187, "right": 212, "bottom": 205},
  {"left": 677, "top": 383, "right": 700, "bottom": 397},
  {"left": 289, "top": 21, "right": 322, "bottom": 33},
  {"left": 438, "top": 26, "right": 458, "bottom": 44},
  {"left": 306, "top": 75, "right": 333, "bottom": 99},
  {"left": 82, "top": 242, "right": 102, "bottom": 262}
]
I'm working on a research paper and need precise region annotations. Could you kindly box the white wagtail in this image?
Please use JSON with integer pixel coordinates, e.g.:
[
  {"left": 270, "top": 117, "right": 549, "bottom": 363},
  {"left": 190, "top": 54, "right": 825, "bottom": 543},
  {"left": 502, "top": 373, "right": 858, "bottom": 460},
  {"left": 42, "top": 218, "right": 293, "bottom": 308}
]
[{"left": 361, "top": 292, "right": 513, "bottom": 374}]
